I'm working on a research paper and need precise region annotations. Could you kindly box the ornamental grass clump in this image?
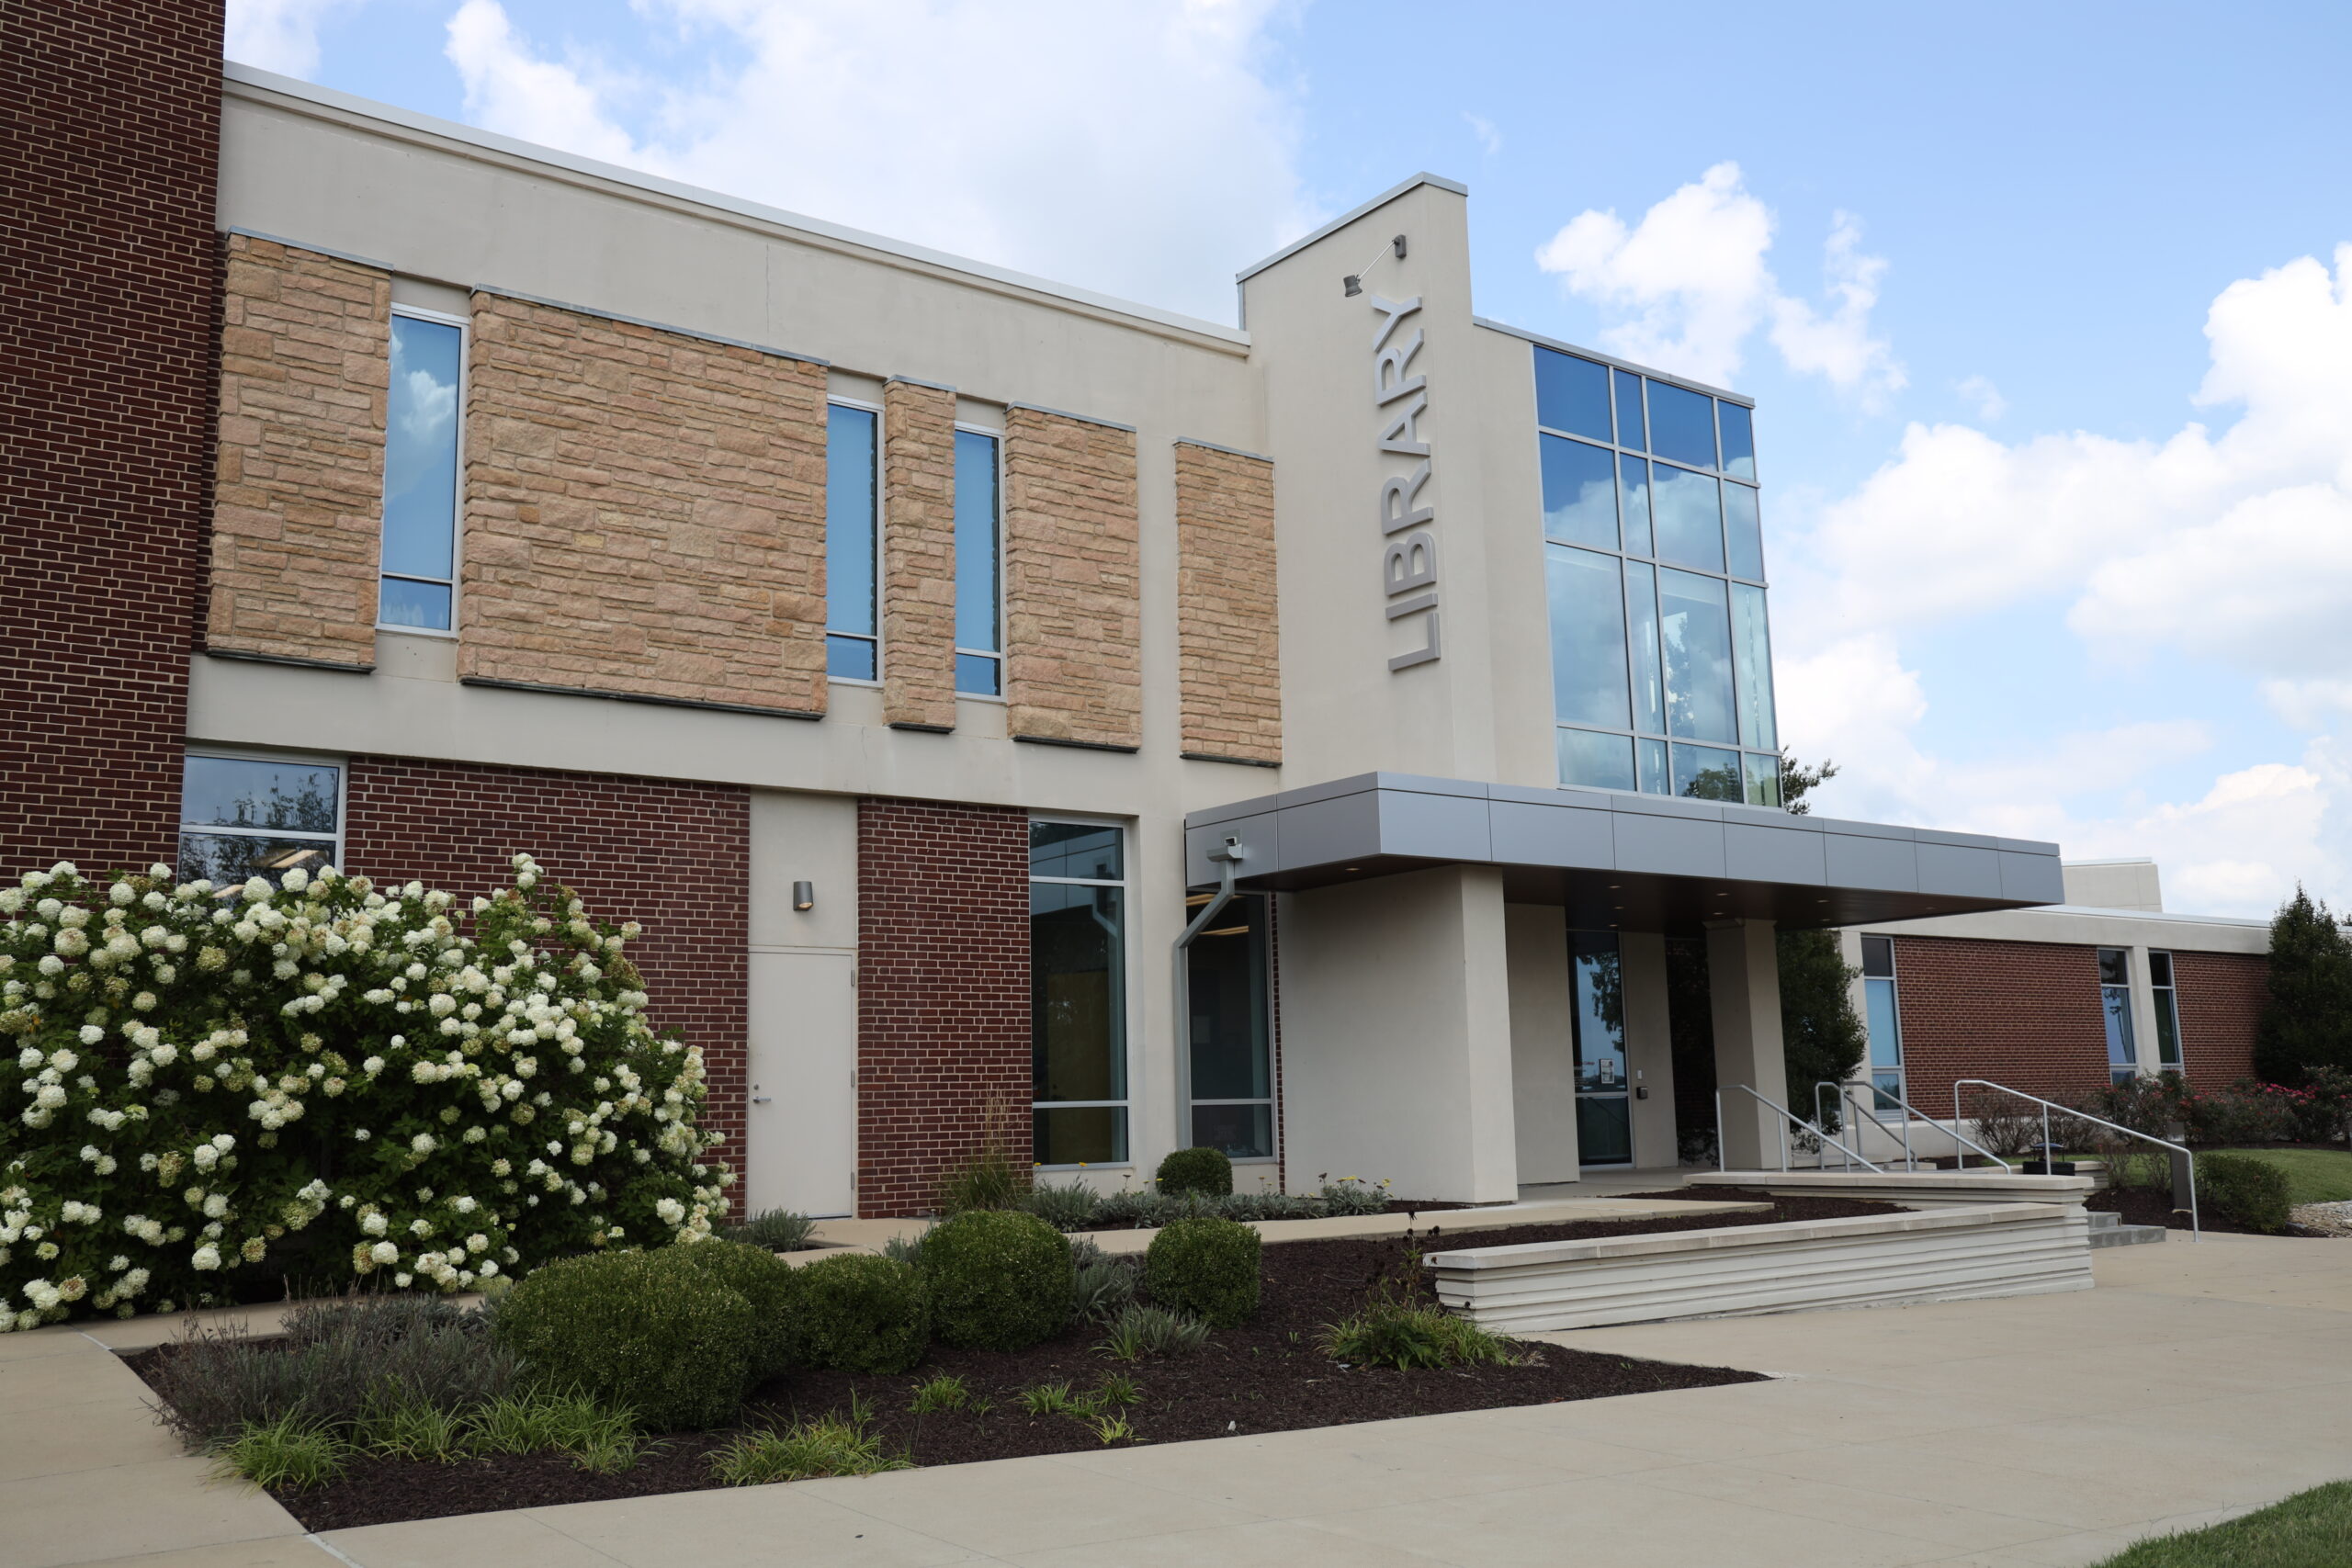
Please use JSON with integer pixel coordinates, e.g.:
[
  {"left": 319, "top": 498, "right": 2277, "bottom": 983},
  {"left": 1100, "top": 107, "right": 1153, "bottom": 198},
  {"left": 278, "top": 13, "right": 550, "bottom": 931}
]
[
  {"left": 1319, "top": 1297, "right": 1517, "bottom": 1371},
  {"left": 1143, "top": 1216, "right": 1260, "bottom": 1327},
  {"left": 215, "top": 1412, "right": 348, "bottom": 1491},
  {"left": 921, "top": 1208, "right": 1071, "bottom": 1350},
  {"left": 710, "top": 1402, "right": 908, "bottom": 1485},
  {"left": 796, "top": 1252, "right": 929, "bottom": 1374},
  {"left": 495, "top": 1248, "right": 756, "bottom": 1431},
  {"left": 1094, "top": 1302, "right": 1210, "bottom": 1359},
  {"left": 724, "top": 1208, "right": 818, "bottom": 1253},
  {"left": 1069, "top": 1237, "right": 1136, "bottom": 1325},
  {"left": 0, "top": 854, "right": 727, "bottom": 1332}
]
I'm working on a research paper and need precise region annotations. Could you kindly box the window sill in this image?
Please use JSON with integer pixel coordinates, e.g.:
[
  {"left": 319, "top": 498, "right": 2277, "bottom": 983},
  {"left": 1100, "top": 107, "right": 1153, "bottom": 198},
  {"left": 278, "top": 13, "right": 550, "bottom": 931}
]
[{"left": 377, "top": 625, "right": 458, "bottom": 640}]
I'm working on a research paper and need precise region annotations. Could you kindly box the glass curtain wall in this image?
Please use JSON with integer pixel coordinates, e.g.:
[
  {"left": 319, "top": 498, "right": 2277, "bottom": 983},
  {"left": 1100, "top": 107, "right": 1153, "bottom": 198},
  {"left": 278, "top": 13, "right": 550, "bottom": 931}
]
[
  {"left": 1534, "top": 345, "right": 1779, "bottom": 805},
  {"left": 1185, "top": 892, "right": 1273, "bottom": 1160},
  {"left": 1031, "top": 820, "right": 1127, "bottom": 1165},
  {"left": 1860, "top": 936, "right": 1904, "bottom": 1108},
  {"left": 2098, "top": 947, "right": 2139, "bottom": 1083}
]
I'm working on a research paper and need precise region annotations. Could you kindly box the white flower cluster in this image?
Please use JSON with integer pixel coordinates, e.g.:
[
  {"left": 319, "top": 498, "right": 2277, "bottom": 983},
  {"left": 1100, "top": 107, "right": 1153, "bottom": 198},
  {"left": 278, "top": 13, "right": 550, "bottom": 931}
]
[{"left": 0, "top": 854, "right": 727, "bottom": 1331}]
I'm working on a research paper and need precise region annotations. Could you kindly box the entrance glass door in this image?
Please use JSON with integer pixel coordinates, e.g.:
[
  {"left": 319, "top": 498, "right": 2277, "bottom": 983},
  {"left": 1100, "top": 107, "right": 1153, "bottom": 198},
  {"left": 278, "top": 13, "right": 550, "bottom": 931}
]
[{"left": 1569, "top": 930, "right": 1632, "bottom": 1165}]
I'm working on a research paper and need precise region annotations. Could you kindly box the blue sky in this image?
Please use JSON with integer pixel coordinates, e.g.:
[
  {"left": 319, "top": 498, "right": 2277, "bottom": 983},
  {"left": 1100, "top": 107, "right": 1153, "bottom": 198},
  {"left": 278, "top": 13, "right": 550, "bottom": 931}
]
[{"left": 229, "top": 0, "right": 2352, "bottom": 917}]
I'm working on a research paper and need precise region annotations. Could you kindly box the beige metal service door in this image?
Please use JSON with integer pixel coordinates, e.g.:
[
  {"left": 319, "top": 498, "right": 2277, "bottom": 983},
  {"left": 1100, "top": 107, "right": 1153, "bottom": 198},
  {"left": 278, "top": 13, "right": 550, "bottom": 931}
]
[{"left": 745, "top": 949, "right": 856, "bottom": 1218}]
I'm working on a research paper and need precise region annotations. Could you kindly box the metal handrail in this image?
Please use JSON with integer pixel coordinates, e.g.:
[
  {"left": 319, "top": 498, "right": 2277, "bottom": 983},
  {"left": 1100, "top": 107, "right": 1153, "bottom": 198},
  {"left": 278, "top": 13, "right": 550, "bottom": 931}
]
[
  {"left": 1953, "top": 1077, "right": 2199, "bottom": 1241},
  {"left": 1815, "top": 1080, "right": 2003, "bottom": 1172},
  {"left": 1715, "top": 1083, "right": 1883, "bottom": 1173}
]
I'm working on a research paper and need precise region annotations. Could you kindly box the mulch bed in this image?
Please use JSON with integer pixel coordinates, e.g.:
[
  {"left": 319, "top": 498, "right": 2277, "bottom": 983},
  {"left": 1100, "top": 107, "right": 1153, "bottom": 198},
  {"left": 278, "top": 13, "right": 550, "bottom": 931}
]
[
  {"left": 2086, "top": 1185, "right": 2312, "bottom": 1237},
  {"left": 133, "top": 1191, "right": 1893, "bottom": 1531}
]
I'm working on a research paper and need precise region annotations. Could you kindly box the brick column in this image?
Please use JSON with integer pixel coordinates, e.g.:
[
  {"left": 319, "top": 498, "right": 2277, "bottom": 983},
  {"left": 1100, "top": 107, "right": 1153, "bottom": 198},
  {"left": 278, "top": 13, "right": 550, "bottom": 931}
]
[
  {"left": 0, "top": 0, "right": 222, "bottom": 873},
  {"left": 856, "top": 797, "right": 1030, "bottom": 1215}
]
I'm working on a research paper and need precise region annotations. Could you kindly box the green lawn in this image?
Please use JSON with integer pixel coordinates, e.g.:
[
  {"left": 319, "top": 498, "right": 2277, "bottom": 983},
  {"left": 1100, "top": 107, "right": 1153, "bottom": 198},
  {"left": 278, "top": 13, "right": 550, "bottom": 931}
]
[
  {"left": 2095, "top": 1482, "right": 2352, "bottom": 1566},
  {"left": 2208, "top": 1148, "right": 2352, "bottom": 1207}
]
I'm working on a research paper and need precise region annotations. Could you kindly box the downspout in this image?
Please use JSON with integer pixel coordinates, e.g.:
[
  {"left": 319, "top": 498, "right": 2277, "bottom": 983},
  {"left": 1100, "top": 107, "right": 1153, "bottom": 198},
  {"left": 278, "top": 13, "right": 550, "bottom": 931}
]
[{"left": 1172, "top": 836, "right": 1248, "bottom": 1154}]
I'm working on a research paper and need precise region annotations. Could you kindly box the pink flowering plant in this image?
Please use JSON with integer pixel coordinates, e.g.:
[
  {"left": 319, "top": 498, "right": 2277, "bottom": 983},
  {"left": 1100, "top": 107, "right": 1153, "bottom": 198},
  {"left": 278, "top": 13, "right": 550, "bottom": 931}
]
[{"left": 0, "top": 853, "right": 728, "bottom": 1330}]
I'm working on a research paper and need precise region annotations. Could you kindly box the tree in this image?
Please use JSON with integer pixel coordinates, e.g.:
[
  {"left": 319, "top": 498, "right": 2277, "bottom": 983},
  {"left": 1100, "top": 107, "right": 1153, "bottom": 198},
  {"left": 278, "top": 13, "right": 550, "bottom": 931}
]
[
  {"left": 1778, "top": 750, "right": 1838, "bottom": 816},
  {"left": 2254, "top": 886, "right": 2352, "bottom": 1083},
  {"left": 1778, "top": 927, "right": 1868, "bottom": 1122}
]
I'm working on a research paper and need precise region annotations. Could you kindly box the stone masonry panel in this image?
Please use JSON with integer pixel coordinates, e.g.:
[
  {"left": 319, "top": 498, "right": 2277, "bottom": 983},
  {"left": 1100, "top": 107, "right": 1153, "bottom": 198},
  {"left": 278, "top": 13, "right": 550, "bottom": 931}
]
[
  {"left": 1174, "top": 441, "right": 1282, "bottom": 765},
  {"left": 208, "top": 234, "right": 390, "bottom": 668},
  {"left": 458, "top": 293, "right": 828, "bottom": 714},
  {"left": 1004, "top": 407, "right": 1141, "bottom": 749},
  {"left": 856, "top": 797, "right": 1031, "bottom": 1216},
  {"left": 880, "top": 379, "right": 958, "bottom": 729}
]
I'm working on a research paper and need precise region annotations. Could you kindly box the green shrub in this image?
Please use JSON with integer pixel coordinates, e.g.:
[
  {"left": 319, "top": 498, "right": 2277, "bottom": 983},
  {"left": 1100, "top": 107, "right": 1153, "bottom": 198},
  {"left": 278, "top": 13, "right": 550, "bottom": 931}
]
[
  {"left": 1155, "top": 1146, "right": 1233, "bottom": 1196},
  {"left": 662, "top": 1239, "right": 804, "bottom": 1381},
  {"left": 0, "top": 856, "right": 725, "bottom": 1332},
  {"left": 1319, "top": 1299, "right": 1516, "bottom": 1371},
  {"left": 725, "top": 1209, "right": 819, "bottom": 1253},
  {"left": 1144, "top": 1216, "right": 1260, "bottom": 1327},
  {"left": 921, "top": 1209, "right": 1072, "bottom": 1350},
  {"left": 796, "top": 1253, "right": 928, "bottom": 1374},
  {"left": 494, "top": 1250, "right": 756, "bottom": 1431},
  {"left": 2198, "top": 1152, "right": 2292, "bottom": 1234}
]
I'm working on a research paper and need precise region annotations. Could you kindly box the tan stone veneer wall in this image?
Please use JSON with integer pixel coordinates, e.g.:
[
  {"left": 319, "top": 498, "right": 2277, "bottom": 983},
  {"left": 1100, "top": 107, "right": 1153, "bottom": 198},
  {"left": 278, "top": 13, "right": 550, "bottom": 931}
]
[
  {"left": 208, "top": 233, "right": 390, "bottom": 667},
  {"left": 1172, "top": 440, "right": 1281, "bottom": 764},
  {"left": 880, "top": 379, "right": 958, "bottom": 729},
  {"left": 456, "top": 293, "right": 829, "bottom": 714},
  {"left": 1003, "top": 406, "right": 1141, "bottom": 750}
]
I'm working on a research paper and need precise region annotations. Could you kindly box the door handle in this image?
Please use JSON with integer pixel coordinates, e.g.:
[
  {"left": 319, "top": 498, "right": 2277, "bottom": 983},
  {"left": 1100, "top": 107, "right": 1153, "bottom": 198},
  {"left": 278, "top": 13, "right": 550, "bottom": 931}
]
[{"left": 751, "top": 1096, "right": 772, "bottom": 1104}]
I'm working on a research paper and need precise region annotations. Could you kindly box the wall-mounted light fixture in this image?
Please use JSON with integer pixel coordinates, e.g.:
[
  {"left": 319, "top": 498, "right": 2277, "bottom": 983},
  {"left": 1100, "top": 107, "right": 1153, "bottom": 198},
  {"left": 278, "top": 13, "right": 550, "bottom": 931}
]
[
  {"left": 1342, "top": 233, "right": 1408, "bottom": 297},
  {"left": 792, "top": 880, "right": 815, "bottom": 911}
]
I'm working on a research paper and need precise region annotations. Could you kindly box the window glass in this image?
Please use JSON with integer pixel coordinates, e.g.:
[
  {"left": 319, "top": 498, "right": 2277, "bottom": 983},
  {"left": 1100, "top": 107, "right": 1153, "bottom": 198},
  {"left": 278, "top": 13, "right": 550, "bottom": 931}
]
[
  {"left": 1865, "top": 948, "right": 1903, "bottom": 1111},
  {"left": 1731, "top": 583, "right": 1778, "bottom": 751},
  {"left": 1742, "top": 751, "right": 1781, "bottom": 807},
  {"left": 381, "top": 314, "right": 463, "bottom": 630},
  {"left": 1570, "top": 930, "right": 1632, "bottom": 1163},
  {"left": 1032, "top": 820, "right": 1127, "bottom": 1166},
  {"left": 1646, "top": 380, "right": 1718, "bottom": 469},
  {"left": 1540, "top": 434, "right": 1619, "bottom": 548},
  {"left": 1533, "top": 347, "right": 1611, "bottom": 440},
  {"left": 1635, "top": 737, "right": 1670, "bottom": 795},
  {"left": 178, "top": 755, "right": 340, "bottom": 888},
  {"left": 1618, "top": 456, "right": 1653, "bottom": 557},
  {"left": 1723, "top": 482, "right": 1764, "bottom": 581},
  {"left": 1612, "top": 368, "right": 1645, "bottom": 450},
  {"left": 1718, "top": 401, "right": 1757, "bottom": 481},
  {"left": 1186, "top": 893, "right": 1272, "bottom": 1160},
  {"left": 2151, "top": 951, "right": 2183, "bottom": 1068},
  {"left": 826, "top": 404, "right": 878, "bottom": 680},
  {"left": 1030, "top": 820, "right": 1124, "bottom": 881},
  {"left": 1547, "top": 546, "right": 1631, "bottom": 729},
  {"left": 1651, "top": 466, "right": 1724, "bottom": 571},
  {"left": 1658, "top": 569, "right": 1736, "bottom": 742},
  {"left": 1671, "top": 743, "right": 1742, "bottom": 801},
  {"left": 2148, "top": 951, "right": 2174, "bottom": 987},
  {"left": 1860, "top": 935, "right": 1894, "bottom": 978},
  {"left": 1557, "top": 728, "right": 1635, "bottom": 792},
  {"left": 1624, "top": 560, "right": 1665, "bottom": 735},
  {"left": 954, "top": 428, "right": 1001, "bottom": 695},
  {"left": 2098, "top": 948, "right": 2137, "bottom": 1081},
  {"left": 2098, "top": 947, "right": 2131, "bottom": 987}
]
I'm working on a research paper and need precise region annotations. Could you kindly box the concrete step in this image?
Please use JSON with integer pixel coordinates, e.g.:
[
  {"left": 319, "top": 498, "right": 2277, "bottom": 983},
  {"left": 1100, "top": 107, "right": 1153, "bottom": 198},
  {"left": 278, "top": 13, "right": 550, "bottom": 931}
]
[{"left": 2086, "top": 1210, "right": 2167, "bottom": 1247}]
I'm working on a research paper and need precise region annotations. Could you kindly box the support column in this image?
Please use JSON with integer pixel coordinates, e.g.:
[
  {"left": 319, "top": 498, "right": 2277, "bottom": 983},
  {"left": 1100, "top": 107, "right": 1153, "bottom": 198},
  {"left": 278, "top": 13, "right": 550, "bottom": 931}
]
[
  {"left": 1707, "top": 919, "right": 1788, "bottom": 1169},
  {"left": 1277, "top": 865, "right": 1519, "bottom": 1201},
  {"left": 1621, "top": 932, "right": 1679, "bottom": 1168}
]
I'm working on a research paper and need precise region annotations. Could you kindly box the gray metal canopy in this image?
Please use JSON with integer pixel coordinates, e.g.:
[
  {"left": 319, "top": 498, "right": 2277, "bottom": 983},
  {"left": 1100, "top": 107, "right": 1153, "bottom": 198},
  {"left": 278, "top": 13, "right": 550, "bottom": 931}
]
[{"left": 1183, "top": 773, "right": 2064, "bottom": 933}]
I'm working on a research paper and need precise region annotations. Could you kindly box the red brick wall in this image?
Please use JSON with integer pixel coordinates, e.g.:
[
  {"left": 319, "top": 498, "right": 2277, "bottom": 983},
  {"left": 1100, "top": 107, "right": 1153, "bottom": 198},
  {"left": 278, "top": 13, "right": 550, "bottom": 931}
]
[
  {"left": 2171, "top": 951, "right": 2267, "bottom": 1089},
  {"left": 1893, "top": 937, "right": 2110, "bottom": 1116},
  {"left": 0, "top": 1, "right": 222, "bottom": 875},
  {"left": 856, "top": 797, "right": 1030, "bottom": 1216},
  {"left": 343, "top": 757, "right": 752, "bottom": 1198}
]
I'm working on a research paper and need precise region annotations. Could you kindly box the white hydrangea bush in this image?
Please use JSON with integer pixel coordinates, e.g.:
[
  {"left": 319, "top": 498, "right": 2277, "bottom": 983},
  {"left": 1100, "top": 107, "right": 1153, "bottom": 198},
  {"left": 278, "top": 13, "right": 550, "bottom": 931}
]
[{"left": 0, "top": 853, "right": 729, "bottom": 1330}]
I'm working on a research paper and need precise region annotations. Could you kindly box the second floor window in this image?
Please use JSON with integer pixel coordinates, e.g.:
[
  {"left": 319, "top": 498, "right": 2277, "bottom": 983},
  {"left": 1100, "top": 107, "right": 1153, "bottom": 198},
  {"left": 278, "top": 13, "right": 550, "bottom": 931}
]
[
  {"left": 2150, "top": 950, "right": 2184, "bottom": 1071},
  {"left": 825, "top": 402, "right": 879, "bottom": 681},
  {"left": 379, "top": 310, "right": 464, "bottom": 633},
  {"left": 1860, "top": 935, "right": 1903, "bottom": 1109},
  {"left": 954, "top": 427, "right": 1001, "bottom": 697}
]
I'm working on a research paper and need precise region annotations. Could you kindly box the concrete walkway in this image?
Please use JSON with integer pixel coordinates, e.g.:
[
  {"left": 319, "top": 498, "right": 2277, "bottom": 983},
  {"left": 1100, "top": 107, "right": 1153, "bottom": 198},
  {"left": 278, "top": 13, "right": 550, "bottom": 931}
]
[{"left": 6, "top": 1234, "right": 2350, "bottom": 1568}]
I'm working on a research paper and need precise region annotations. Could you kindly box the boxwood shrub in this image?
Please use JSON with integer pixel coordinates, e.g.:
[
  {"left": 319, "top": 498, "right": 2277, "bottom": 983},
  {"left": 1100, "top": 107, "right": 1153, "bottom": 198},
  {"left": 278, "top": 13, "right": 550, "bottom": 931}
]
[
  {"left": 2197, "top": 1152, "right": 2292, "bottom": 1234},
  {"left": 796, "top": 1253, "right": 929, "bottom": 1374},
  {"left": 494, "top": 1249, "right": 755, "bottom": 1430},
  {"left": 1155, "top": 1146, "right": 1233, "bottom": 1197},
  {"left": 921, "top": 1209, "right": 1071, "bottom": 1350},
  {"left": 1144, "top": 1215, "right": 1260, "bottom": 1327},
  {"left": 662, "top": 1238, "right": 804, "bottom": 1380}
]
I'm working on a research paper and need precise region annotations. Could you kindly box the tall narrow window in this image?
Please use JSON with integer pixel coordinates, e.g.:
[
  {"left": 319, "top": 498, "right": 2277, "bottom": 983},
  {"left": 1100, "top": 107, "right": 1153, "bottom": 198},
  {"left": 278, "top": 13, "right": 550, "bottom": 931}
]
[
  {"left": 825, "top": 403, "right": 879, "bottom": 680},
  {"left": 2149, "top": 950, "right": 2184, "bottom": 1073},
  {"left": 954, "top": 428, "right": 1001, "bottom": 696},
  {"left": 1860, "top": 935, "right": 1903, "bottom": 1109},
  {"left": 379, "top": 311, "right": 464, "bottom": 633},
  {"left": 1569, "top": 931, "right": 1631, "bottom": 1165},
  {"left": 1032, "top": 820, "right": 1127, "bottom": 1166},
  {"left": 1186, "top": 892, "right": 1272, "bottom": 1160},
  {"left": 178, "top": 753, "right": 342, "bottom": 887},
  {"left": 2099, "top": 947, "right": 2139, "bottom": 1084}
]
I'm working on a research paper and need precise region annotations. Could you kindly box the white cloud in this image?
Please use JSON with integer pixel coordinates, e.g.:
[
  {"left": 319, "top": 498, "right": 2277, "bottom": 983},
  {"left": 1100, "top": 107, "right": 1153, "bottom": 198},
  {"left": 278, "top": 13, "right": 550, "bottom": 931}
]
[
  {"left": 1463, "top": 112, "right": 1502, "bottom": 157},
  {"left": 440, "top": 0, "right": 1316, "bottom": 322},
  {"left": 225, "top": 0, "right": 352, "bottom": 76},
  {"left": 1956, "top": 375, "right": 2007, "bottom": 421},
  {"left": 1532, "top": 164, "right": 1900, "bottom": 398}
]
